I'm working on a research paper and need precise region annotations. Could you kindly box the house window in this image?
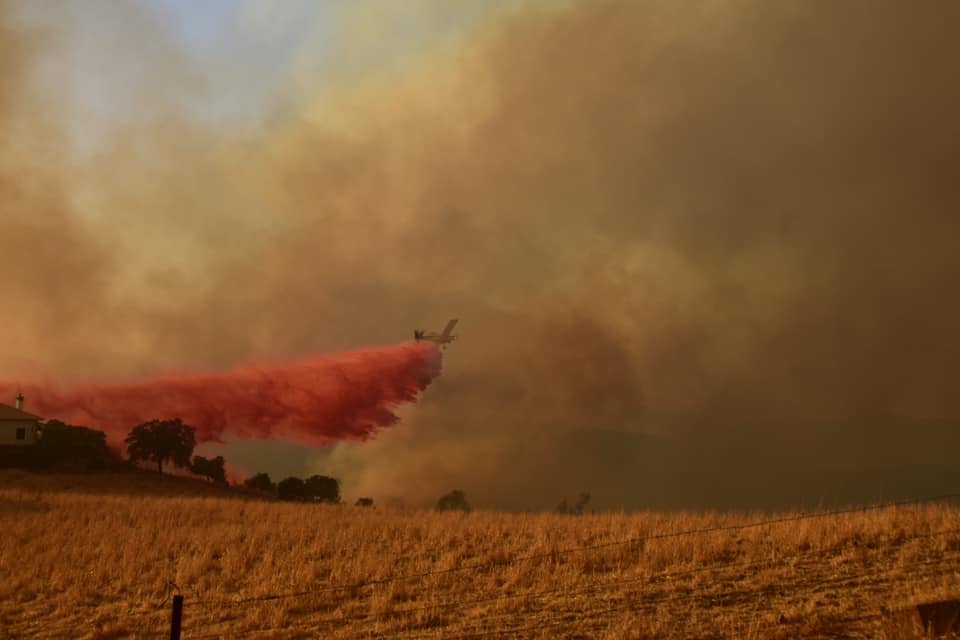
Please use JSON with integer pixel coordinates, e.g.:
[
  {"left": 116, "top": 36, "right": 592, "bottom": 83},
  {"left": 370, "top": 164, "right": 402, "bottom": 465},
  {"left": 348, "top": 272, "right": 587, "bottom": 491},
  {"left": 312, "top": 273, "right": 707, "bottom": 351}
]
[{"left": 15, "top": 428, "right": 26, "bottom": 440}]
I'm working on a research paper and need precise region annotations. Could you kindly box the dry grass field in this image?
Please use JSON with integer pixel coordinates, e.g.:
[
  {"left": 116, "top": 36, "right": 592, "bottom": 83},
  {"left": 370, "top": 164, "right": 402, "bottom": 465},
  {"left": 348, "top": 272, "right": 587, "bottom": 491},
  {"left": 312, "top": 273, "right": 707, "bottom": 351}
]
[{"left": 2, "top": 470, "right": 959, "bottom": 640}]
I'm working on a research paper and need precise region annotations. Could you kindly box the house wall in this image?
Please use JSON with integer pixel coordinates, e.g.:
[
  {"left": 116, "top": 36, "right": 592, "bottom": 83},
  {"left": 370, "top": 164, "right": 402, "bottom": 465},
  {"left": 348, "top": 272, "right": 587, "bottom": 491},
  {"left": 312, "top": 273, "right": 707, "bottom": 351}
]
[{"left": 0, "top": 421, "right": 40, "bottom": 446}]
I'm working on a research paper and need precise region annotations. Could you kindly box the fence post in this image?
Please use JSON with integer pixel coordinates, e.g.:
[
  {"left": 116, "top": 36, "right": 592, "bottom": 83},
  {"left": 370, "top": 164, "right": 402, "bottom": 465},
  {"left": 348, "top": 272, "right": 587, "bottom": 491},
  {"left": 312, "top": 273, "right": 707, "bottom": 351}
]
[{"left": 170, "top": 594, "right": 184, "bottom": 640}]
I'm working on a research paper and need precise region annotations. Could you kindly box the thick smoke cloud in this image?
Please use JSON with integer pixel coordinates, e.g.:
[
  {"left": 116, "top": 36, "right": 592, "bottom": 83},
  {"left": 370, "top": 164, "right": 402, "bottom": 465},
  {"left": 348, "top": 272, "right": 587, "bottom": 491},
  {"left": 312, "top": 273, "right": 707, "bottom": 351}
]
[
  {"left": 3, "top": 1, "right": 960, "bottom": 508},
  {"left": 310, "top": 0, "right": 960, "bottom": 507}
]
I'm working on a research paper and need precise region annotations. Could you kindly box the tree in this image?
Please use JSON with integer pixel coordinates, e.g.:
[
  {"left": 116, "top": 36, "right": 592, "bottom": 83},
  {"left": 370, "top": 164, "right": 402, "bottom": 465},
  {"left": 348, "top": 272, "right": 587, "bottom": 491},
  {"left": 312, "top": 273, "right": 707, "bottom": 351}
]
[
  {"left": 244, "top": 472, "right": 276, "bottom": 494},
  {"left": 36, "top": 420, "right": 108, "bottom": 469},
  {"left": 555, "top": 492, "right": 591, "bottom": 515},
  {"left": 355, "top": 497, "right": 374, "bottom": 507},
  {"left": 304, "top": 475, "right": 340, "bottom": 503},
  {"left": 574, "top": 492, "right": 591, "bottom": 515},
  {"left": 277, "top": 476, "right": 307, "bottom": 501},
  {"left": 190, "top": 455, "right": 227, "bottom": 484},
  {"left": 436, "top": 489, "right": 470, "bottom": 512},
  {"left": 125, "top": 418, "right": 197, "bottom": 475},
  {"left": 275, "top": 475, "right": 341, "bottom": 503}
]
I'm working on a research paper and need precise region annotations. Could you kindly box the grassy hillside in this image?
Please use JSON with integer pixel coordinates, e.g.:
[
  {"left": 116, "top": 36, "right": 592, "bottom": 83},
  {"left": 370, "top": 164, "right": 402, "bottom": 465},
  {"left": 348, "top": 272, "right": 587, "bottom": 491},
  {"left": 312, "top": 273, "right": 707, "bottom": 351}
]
[
  {"left": 1, "top": 471, "right": 958, "bottom": 639},
  {"left": 0, "top": 468, "right": 252, "bottom": 499}
]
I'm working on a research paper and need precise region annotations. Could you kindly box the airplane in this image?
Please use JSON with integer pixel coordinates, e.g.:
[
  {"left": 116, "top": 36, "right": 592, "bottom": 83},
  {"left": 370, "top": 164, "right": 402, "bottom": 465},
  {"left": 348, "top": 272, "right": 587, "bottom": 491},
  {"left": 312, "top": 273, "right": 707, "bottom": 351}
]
[{"left": 414, "top": 318, "right": 458, "bottom": 348}]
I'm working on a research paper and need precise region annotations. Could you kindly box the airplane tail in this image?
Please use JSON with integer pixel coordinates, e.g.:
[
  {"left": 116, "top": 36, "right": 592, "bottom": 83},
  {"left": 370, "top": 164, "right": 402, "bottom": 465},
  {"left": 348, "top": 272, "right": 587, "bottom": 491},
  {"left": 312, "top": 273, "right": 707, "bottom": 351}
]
[{"left": 440, "top": 319, "right": 458, "bottom": 339}]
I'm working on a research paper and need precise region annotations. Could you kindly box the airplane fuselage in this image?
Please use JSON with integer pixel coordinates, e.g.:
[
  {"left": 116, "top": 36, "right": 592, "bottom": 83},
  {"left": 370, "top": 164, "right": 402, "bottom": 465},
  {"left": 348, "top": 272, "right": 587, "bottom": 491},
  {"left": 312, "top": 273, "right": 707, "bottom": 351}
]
[
  {"left": 414, "top": 319, "right": 458, "bottom": 348},
  {"left": 414, "top": 333, "right": 456, "bottom": 345}
]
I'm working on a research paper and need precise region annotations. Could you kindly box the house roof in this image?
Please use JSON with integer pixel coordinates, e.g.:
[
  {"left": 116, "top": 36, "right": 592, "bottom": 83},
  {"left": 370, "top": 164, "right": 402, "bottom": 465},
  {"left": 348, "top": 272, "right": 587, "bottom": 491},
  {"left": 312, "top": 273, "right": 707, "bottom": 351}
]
[{"left": 0, "top": 403, "right": 42, "bottom": 421}]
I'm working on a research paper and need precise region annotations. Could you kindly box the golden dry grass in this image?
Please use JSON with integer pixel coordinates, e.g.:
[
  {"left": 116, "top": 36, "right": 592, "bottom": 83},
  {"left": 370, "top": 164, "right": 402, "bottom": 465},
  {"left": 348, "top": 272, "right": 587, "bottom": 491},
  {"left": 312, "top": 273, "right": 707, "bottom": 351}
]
[{"left": 2, "top": 470, "right": 959, "bottom": 639}]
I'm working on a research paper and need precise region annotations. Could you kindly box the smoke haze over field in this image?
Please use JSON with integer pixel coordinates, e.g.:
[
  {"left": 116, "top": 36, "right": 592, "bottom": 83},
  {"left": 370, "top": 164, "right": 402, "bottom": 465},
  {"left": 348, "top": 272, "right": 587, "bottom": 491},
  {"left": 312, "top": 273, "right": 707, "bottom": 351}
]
[{"left": 2, "top": 0, "right": 959, "bottom": 508}]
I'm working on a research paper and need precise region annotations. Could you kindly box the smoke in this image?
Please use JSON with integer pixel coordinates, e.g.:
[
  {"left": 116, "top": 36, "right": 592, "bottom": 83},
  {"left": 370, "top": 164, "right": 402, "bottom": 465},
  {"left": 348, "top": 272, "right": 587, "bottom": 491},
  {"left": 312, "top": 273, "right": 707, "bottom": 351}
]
[
  {"left": 3, "top": 0, "right": 960, "bottom": 508},
  {"left": 224, "top": 461, "right": 250, "bottom": 487},
  {"left": 0, "top": 342, "right": 441, "bottom": 446}
]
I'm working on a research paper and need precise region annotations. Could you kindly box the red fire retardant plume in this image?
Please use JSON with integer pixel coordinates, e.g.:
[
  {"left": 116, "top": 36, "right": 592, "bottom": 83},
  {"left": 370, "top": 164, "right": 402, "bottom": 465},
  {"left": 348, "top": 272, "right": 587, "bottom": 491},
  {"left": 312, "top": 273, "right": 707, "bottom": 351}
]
[
  {"left": 224, "top": 462, "right": 248, "bottom": 487},
  {"left": 0, "top": 342, "right": 442, "bottom": 447}
]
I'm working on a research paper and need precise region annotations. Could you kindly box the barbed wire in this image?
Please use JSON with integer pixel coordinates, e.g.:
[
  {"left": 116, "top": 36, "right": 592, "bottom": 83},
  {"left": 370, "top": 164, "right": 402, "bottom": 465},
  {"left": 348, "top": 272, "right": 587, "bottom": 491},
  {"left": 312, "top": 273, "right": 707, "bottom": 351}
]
[
  {"left": 159, "top": 581, "right": 182, "bottom": 607},
  {"left": 182, "top": 525, "right": 960, "bottom": 639},
  {"left": 303, "top": 527, "right": 948, "bottom": 634},
  {"left": 403, "top": 548, "right": 960, "bottom": 639},
  {"left": 401, "top": 552, "right": 960, "bottom": 640},
  {"left": 45, "top": 491, "right": 959, "bottom": 639},
  {"left": 86, "top": 551, "right": 960, "bottom": 640},
  {"left": 189, "top": 492, "right": 960, "bottom": 609}
]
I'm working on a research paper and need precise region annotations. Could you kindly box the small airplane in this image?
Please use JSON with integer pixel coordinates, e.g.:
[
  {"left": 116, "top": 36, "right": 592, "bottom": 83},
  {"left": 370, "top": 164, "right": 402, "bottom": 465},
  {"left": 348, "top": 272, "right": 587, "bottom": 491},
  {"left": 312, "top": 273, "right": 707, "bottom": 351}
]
[{"left": 414, "top": 318, "right": 458, "bottom": 349}]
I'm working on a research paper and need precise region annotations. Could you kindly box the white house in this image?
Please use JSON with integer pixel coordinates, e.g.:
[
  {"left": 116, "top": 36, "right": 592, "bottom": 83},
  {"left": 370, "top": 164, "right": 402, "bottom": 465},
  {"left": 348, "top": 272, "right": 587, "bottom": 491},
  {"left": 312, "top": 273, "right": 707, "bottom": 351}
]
[{"left": 0, "top": 394, "right": 42, "bottom": 446}]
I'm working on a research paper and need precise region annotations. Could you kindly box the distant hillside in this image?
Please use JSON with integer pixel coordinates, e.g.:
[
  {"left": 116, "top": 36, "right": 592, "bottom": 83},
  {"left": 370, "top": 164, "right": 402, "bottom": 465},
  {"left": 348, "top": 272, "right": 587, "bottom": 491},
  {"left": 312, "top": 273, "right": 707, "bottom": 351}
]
[
  {"left": 0, "top": 467, "right": 263, "bottom": 499},
  {"left": 470, "top": 422, "right": 960, "bottom": 512}
]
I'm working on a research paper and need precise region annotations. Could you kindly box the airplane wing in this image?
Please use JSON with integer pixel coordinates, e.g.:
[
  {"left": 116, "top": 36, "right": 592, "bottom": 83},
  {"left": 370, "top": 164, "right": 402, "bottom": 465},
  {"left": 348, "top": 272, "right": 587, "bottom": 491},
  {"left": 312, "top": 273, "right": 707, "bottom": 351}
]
[{"left": 440, "top": 318, "right": 459, "bottom": 338}]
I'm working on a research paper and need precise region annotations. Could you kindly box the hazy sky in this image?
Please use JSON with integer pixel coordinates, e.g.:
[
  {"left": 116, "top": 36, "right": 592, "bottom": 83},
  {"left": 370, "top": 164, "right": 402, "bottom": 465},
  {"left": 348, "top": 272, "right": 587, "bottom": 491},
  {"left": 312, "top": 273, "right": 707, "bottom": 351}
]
[
  {"left": 3, "top": 0, "right": 959, "bottom": 510},
  {"left": 21, "top": 0, "right": 513, "bottom": 151},
  {"left": 17, "top": 0, "right": 321, "bottom": 150},
  {"left": 151, "top": 0, "right": 254, "bottom": 51}
]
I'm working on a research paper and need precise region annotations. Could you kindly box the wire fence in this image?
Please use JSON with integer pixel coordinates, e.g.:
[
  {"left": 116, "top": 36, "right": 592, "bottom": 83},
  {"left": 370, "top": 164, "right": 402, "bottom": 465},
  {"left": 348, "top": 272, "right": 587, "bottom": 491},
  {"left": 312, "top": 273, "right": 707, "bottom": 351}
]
[
  {"left": 184, "top": 491, "right": 960, "bottom": 609},
  {"left": 416, "top": 543, "right": 960, "bottom": 640},
  {"left": 210, "top": 549, "right": 960, "bottom": 640},
  {"left": 31, "top": 491, "right": 960, "bottom": 639},
  {"left": 242, "top": 523, "right": 960, "bottom": 637}
]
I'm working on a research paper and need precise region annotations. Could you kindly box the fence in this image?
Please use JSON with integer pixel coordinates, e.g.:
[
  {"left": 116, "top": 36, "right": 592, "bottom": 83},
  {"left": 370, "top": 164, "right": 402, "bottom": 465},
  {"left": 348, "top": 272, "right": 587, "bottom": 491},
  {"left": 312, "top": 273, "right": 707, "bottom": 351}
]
[{"left": 88, "top": 492, "right": 960, "bottom": 638}]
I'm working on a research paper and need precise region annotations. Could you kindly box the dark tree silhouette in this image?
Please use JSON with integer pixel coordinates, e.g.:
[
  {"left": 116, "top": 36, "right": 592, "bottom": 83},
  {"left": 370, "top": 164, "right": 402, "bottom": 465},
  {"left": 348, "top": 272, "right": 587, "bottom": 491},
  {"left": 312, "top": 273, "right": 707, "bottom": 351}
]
[
  {"left": 574, "top": 492, "right": 591, "bottom": 514},
  {"left": 190, "top": 455, "right": 227, "bottom": 484},
  {"left": 277, "top": 476, "right": 307, "bottom": 501},
  {"left": 556, "top": 492, "right": 591, "bottom": 515},
  {"left": 436, "top": 489, "right": 470, "bottom": 512},
  {"left": 355, "top": 497, "right": 374, "bottom": 507},
  {"left": 304, "top": 475, "right": 340, "bottom": 503},
  {"left": 125, "top": 418, "right": 197, "bottom": 474},
  {"left": 244, "top": 472, "right": 276, "bottom": 494},
  {"left": 275, "top": 475, "right": 342, "bottom": 502},
  {"left": 37, "top": 420, "right": 108, "bottom": 469}
]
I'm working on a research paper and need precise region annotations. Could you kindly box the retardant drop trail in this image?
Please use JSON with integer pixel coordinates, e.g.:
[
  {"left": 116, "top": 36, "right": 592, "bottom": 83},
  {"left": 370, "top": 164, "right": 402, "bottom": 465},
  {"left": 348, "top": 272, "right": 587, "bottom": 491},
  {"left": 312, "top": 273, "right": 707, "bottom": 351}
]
[{"left": 0, "top": 341, "right": 443, "bottom": 446}]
